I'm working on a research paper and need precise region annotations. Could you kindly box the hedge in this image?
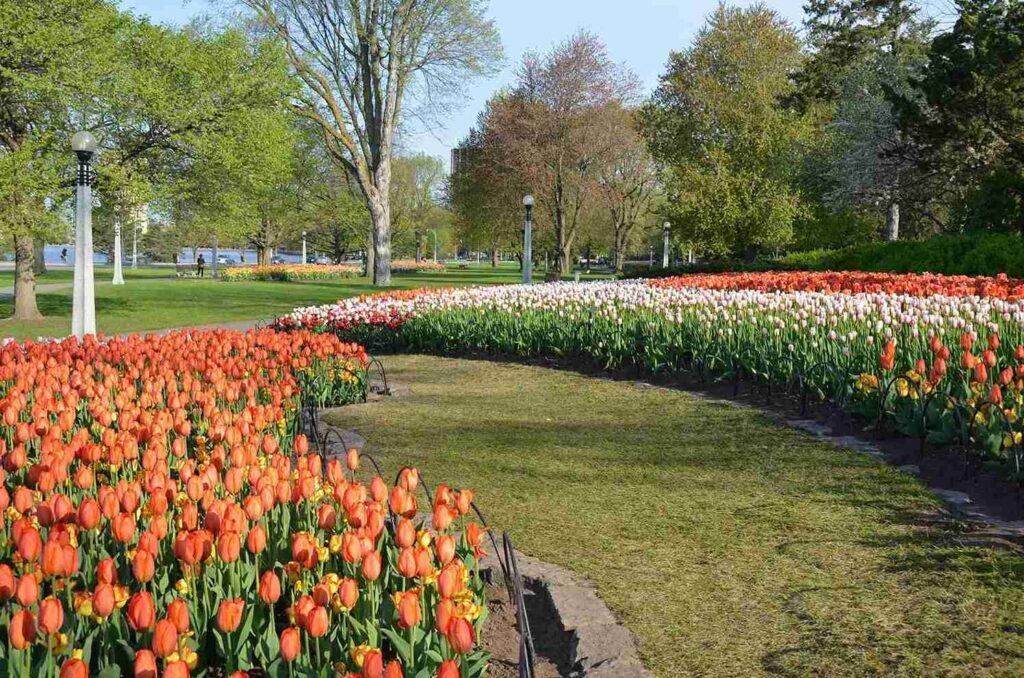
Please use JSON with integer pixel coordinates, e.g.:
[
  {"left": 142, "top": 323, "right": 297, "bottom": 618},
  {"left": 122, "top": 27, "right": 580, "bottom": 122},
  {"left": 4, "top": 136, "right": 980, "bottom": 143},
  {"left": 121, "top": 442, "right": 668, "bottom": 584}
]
[{"left": 623, "top": 234, "right": 1024, "bottom": 280}]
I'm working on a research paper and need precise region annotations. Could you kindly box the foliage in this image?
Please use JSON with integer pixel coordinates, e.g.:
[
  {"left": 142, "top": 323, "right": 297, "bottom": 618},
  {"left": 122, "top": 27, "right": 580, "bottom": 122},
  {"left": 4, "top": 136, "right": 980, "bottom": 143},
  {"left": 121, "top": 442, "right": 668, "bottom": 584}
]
[
  {"left": 239, "top": 0, "right": 502, "bottom": 286},
  {"left": 896, "top": 0, "right": 1024, "bottom": 234},
  {"left": 641, "top": 5, "right": 814, "bottom": 259}
]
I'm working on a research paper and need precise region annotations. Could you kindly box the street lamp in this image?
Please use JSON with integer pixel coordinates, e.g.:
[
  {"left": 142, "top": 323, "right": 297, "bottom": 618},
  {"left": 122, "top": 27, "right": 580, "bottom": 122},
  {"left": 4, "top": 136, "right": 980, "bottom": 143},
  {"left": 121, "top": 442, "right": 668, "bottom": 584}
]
[
  {"left": 112, "top": 199, "right": 125, "bottom": 285},
  {"left": 662, "top": 221, "right": 671, "bottom": 269},
  {"left": 302, "top": 231, "right": 307, "bottom": 264},
  {"left": 71, "top": 131, "right": 98, "bottom": 338},
  {"left": 523, "top": 194, "right": 534, "bottom": 283}
]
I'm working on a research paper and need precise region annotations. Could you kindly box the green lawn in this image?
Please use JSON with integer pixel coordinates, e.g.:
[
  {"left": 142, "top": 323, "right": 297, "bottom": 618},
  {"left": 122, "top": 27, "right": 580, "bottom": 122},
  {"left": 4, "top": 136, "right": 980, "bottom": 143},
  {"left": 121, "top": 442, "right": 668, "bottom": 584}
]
[
  {"left": 326, "top": 355, "right": 1024, "bottom": 677},
  {"left": 0, "top": 263, "right": 608, "bottom": 339},
  {"left": 0, "top": 265, "right": 175, "bottom": 285}
]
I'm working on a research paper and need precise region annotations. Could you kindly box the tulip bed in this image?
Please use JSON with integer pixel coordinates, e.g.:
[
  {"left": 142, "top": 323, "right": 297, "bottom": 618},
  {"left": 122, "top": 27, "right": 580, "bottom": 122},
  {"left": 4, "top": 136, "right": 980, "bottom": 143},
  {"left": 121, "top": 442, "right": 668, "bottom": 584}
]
[
  {"left": 221, "top": 264, "right": 362, "bottom": 282},
  {"left": 278, "top": 272, "right": 1024, "bottom": 481},
  {"left": 389, "top": 262, "right": 446, "bottom": 275},
  {"left": 0, "top": 329, "right": 492, "bottom": 678}
]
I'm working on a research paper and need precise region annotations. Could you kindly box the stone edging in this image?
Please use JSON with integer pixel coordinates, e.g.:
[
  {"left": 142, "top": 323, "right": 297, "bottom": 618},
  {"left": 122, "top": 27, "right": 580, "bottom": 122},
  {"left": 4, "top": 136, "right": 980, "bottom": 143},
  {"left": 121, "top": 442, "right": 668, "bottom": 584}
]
[
  {"left": 510, "top": 550, "right": 651, "bottom": 677},
  {"left": 315, "top": 408, "right": 650, "bottom": 677}
]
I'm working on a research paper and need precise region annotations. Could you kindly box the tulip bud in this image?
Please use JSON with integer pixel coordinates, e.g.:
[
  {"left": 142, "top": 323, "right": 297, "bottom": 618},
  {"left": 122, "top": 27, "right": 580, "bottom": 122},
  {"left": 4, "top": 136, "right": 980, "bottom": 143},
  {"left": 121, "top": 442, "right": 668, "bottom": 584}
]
[{"left": 280, "top": 627, "right": 301, "bottom": 662}]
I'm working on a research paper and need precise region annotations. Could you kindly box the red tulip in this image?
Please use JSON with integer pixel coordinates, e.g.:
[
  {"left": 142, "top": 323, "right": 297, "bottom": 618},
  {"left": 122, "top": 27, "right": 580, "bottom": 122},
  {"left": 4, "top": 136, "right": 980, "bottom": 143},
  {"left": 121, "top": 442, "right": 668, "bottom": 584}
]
[
  {"left": 437, "top": 660, "right": 459, "bottom": 678},
  {"left": 9, "top": 609, "right": 36, "bottom": 649},
  {"left": 127, "top": 592, "right": 156, "bottom": 631},
  {"left": 167, "top": 598, "right": 191, "bottom": 634},
  {"left": 397, "top": 590, "right": 420, "bottom": 629}
]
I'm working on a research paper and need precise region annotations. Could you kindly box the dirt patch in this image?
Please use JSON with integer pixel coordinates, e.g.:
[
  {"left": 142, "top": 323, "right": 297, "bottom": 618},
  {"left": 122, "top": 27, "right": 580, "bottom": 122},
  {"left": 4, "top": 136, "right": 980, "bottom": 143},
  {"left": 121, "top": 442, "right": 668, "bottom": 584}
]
[{"left": 482, "top": 583, "right": 565, "bottom": 677}]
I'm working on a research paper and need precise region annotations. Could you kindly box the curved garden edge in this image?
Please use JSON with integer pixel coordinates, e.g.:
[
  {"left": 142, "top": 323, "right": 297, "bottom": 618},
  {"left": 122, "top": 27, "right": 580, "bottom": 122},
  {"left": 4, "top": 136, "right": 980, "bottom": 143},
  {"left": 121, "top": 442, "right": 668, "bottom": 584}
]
[{"left": 313, "top": 402, "right": 653, "bottom": 678}]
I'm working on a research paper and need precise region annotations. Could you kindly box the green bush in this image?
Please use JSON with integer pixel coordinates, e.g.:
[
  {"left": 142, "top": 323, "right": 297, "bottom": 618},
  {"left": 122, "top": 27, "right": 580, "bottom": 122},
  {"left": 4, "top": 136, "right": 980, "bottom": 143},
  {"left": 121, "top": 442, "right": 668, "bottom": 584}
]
[{"left": 622, "top": 234, "right": 1024, "bottom": 279}]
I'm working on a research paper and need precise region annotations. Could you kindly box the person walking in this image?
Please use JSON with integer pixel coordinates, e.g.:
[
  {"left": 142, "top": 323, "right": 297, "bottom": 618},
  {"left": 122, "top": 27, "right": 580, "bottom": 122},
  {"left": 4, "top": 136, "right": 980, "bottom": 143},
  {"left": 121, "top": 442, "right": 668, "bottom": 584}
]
[
  {"left": 197, "top": 254, "right": 206, "bottom": 278},
  {"left": 60, "top": 248, "right": 68, "bottom": 264}
]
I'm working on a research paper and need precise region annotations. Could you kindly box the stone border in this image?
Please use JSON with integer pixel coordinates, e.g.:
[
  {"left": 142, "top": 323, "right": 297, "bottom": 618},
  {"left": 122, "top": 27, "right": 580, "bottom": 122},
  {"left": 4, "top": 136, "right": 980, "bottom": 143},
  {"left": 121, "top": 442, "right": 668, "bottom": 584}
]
[
  {"left": 511, "top": 551, "right": 651, "bottom": 677},
  {"left": 315, "top": 411, "right": 650, "bottom": 677}
]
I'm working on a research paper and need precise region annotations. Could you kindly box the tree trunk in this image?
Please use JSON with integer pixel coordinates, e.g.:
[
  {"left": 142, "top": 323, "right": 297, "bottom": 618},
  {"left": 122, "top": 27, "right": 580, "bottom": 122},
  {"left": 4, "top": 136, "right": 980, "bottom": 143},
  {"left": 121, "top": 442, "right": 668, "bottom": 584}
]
[
  {"left": 367, "top": 191, "right": 391, "bottom": 286},
  {"left": 256, "top": 245, "right": 267, "bottom": 266},
  {"left": 12, "top": 234, "right": 42, "bottom": 320},
  {"left": 491, "top": 249, "right": 498, "bottom": 267},
  {"left": 885, "top": 201, "right": 899, "bottom": 241},
  {"left": 415, "top": 232, "right": 423, "bottom": 263},
  {"left": 33, "top": 242, "right": 47, "bottom": 276}
]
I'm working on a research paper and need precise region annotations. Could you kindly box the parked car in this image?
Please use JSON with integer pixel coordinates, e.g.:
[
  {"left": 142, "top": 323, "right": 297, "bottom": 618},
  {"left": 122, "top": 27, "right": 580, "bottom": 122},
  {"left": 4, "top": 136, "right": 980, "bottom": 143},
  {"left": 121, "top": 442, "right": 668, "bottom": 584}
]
[
  {"left": 270, "top": 255, "right": 287, "bottom": 265},
  {"left": 216, "top": 254, "right": 238, "bottom": 265}
]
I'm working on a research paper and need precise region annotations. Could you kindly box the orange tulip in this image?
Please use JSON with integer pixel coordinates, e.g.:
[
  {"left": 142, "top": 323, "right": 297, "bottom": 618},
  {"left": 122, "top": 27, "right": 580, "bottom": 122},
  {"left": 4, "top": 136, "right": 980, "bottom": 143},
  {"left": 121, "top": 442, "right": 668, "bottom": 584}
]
[
  {"left": 280, "top": 627, "right": 301, "bottom": 662},
  {"left": 339, "top": 577, "right": 359, "bottom": 611},
  {"left": 0, "top": 565, "right": 15, "bottom": 599},
  {"left": 217, "top": 532, "right": 241, "bottom": 563},
  {"left": 395, "top": 519, "right": 416, "bottom": 549},
  {"left": 362, "top": 649, "right": 383, "bottom": 678},
  {"left": 305, "top": 605, "right": 329, "bottom": 638},
  {"left": 397, "top": 548, "right": 417, "bottom": 578},
  {"left": 436, "top": 534, "right": 456, "bottom": 565},
  {"left": 435, "top": 597, "right": 454, "bottom": 634},
  {"left": 247, "top": 524, "right": 267, "bottom": 554},
  {"left": 446, "top": 617, "right": 475, "bottom": 653},
  {"left": 92, "top": 583, "right": 116, "bottom": 618},
  {"left": 362, "top": 551, "right": 381, "bottom": 581},
  {"left": 152, "top": 619, "right": 178, "bottom": 657},
  {"left": 167, "top": 598, "right": 191, "bottom": 634},
  {"left": 16, "top": 573, "right": 39, "bottom": 607},
  {"left": 437, "top": 660, "right": 459, "bottom": 678},
  {"left": 9, "top": 609, "right": 36, "bottom": 649},
  {"left": 59, "top": 658, "right": 88, "bottom": 678},
  {"left": 127, "top": 592, "right": 156, "bottom": 631},
  {"left": 134, "top": 649, "right": 158, "bottom": 678},
  {"left": 259, "top": 571, "right": 282, "bottom": 604},
  {"left": 383, "top": 661, "right": 404, "bottom": 678},
  {"left": 217, "top": 598, "right": 245, "bottom": 633},
  {"left": 132, "top": 550, "right": 155, "bottom": 583},
  {"left": 163, "top": 661, "right": 190, "bottom": 678},
  {"left": 16, "top": 526, "right": 42, "bottom": 562},
  {"left": 346, "top": 447, "right": 360, "bottom": 471},
  {"left": 397, "top": 590, "right": 420, "bottom": 629},
  {"left": 38, "top": 597, "right": 64, "bottom": 634}
]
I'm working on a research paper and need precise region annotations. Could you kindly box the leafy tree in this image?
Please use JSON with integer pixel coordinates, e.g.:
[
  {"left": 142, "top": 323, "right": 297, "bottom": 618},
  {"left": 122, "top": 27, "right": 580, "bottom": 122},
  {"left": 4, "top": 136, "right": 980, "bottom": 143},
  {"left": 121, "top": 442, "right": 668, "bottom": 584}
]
[
  {"left": 594, "top": 106, "right": 657, "bottom": 272},
  {"left": 390, "top": 153, "right": 445, "bottom": 259},
  {"left": 0, "top": 0, "right": 125, "bottom": 319},
  {"left": 896, "top": 0, "right": 1024, "bottom": 233},
  {"left": 237, "top": 0, "right": 502, "bottom": 286},
  {"left": 642, "top": 4, "right": 813, "bottom": 259}
]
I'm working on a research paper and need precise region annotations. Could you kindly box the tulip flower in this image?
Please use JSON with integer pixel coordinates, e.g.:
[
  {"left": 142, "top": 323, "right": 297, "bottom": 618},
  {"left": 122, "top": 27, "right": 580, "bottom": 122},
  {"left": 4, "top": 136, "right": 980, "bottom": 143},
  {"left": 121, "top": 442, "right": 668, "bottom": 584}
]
[
  {"left": 38, "top": 597, "right": 64, "bottom": 634},
  {"left": 59, "top": 658, "right": 88, "bottom": 678},
  {"left": 127, "top": 592, "right": 156, "bottom": 631},
  {"left": 280, "top": 627, "right": 301, "bottom": 662},
  {"left": 437, "top": 660, "right": 460, "bottom": 678},
  {"left": 216, "top": 598, "right": 245, "bottom": 633},
  {"left": 259, "top": 571, "right": 282, "bottom": 604},
  {"left": 396, "top": 589, "right": 421, "bottom": 629},
  {"left": 153, "top": 619, "right": 179, "bottom": 657},
  {"left": 168, "top": 598, "right": 191, "bottom": 634},
  {"left": 134, "top": 649, "right": 158, "bottom": 678},
  {"left": 9, "top": 609, "right": 36, "bottom": 649}
]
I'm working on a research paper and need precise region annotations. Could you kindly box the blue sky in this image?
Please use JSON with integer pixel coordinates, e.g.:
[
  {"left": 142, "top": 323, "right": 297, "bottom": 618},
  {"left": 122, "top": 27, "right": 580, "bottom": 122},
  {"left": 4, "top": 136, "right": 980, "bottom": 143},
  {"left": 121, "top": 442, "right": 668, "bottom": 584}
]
[{"left": 123, "top": 0, "right": 807, "bottom": 168}]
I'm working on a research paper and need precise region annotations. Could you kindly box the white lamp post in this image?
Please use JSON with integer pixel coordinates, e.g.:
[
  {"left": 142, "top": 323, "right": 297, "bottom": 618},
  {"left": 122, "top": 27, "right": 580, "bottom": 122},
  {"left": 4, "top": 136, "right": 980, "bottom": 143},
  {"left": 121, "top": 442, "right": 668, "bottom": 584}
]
[
  {"left": 662, "top": 221, "right": 671, "bottom": 269},
  {"left": 71, "top": 131, "right": 98, "bottom": 339},
  {"left": 302, "top": 231, "right": 307, "bottom": 264},
  {"left": 523, "top": 194, "right": 534, "bottom": 283},
  {"left": 112, "top": 211, "right": 125, "bottom": 285}
]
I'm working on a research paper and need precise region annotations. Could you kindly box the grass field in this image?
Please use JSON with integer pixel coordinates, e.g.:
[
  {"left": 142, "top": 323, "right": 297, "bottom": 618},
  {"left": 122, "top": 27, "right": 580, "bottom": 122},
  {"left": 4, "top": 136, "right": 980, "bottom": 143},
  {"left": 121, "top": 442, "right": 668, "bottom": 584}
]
[
  {"left": 326, "top": 355, "right": 1024, "bottom": 677},
  {"left": 0, "top": 263, "right": 594, "bottom": 340}
]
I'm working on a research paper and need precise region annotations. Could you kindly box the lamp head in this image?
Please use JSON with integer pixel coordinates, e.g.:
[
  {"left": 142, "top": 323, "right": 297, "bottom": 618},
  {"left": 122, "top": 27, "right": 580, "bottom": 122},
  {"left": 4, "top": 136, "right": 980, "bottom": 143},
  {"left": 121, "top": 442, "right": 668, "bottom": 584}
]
[
  {"left": 71, "top": 131, "right": 98, "bottom": 162},
  {"left": 523, "top": 194, "right": 534, "bottom": 208}
]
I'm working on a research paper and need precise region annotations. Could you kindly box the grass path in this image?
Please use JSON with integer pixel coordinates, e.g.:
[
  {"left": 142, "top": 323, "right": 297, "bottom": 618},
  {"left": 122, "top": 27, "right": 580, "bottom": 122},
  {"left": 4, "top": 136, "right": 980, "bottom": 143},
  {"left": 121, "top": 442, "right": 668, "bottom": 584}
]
[{"left": 326, "top": 355, "right": 1024, "bottom": 677}]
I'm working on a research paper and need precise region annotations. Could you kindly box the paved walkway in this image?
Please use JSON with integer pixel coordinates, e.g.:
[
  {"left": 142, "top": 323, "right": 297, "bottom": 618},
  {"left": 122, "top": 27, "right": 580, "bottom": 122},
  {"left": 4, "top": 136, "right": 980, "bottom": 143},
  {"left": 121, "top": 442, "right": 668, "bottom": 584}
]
[{"left": 0, "top": 277, "right": 177, "bottom": 300}]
